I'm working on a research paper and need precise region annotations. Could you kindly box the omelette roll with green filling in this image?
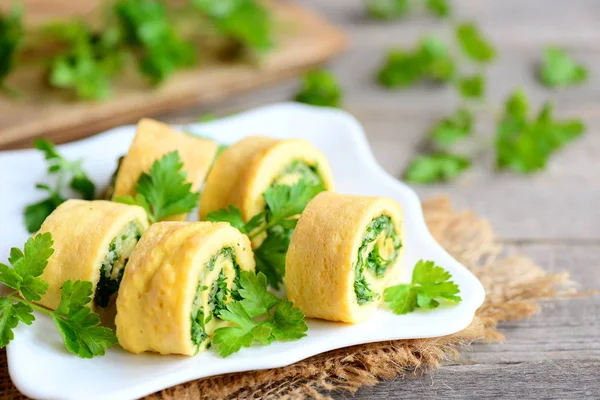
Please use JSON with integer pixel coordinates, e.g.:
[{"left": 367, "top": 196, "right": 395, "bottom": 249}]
[
  {"left": 286, "top": 192, "right": 405, "bottom": 324},
  {"left": 198, "top": 136, "right": 335, "bottom": 246},
  {"left": 35, "top": 199, "right": 149, "bottom": 311},
  {"left": 115, "top": 221, "right": 255, "bottom": 355},
  {"left": 108, "top": 118, "right": 218, "bottom": 219}
]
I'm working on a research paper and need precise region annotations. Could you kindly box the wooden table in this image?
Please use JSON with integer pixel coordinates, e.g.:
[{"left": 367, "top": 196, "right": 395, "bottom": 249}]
[{"left": 161, "top": 0, "right": 600, "bottom": 397}]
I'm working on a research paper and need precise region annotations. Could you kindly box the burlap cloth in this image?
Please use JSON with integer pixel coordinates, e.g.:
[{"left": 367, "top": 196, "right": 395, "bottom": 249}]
[{"left": 0, "top": 196, "right": 581, "bottom": 399}]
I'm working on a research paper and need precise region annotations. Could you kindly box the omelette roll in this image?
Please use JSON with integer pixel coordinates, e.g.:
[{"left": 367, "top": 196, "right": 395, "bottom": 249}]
[
  {"left": 36, "top": 199, "right": 149, "bottom": 311},
  {"left": 286, "top": 192, "right": 405, "bottom": 324},
  {"left": 109, "top": 118, "right": 218, "bottom": 219},
  {"left": 116, "top": 221, "right": 255, "bottom": 355},
  {"left": 199, "top": 137, "right": 334, "bottom": 246}
]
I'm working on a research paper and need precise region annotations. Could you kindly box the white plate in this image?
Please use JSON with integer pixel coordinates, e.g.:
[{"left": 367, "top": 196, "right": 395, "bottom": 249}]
[{"left": 0, "top": 103, "right": 485, "bottom": 400}]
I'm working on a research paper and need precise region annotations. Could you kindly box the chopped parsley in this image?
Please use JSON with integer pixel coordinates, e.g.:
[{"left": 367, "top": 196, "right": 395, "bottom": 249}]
[
  {"left": 354, "top": 215, "right": 402, "bottom": 305},
  {"left": 94, "top": 222, "right": 141, "bottom": 308}
]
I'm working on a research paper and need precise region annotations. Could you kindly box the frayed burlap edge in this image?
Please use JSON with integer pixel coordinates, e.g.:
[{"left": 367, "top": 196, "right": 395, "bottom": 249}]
[{"left": 0, "top": 196, "right": 582, "bottom": 400}]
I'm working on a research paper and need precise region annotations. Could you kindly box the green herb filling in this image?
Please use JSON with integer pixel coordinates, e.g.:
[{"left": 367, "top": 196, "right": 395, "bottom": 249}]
[
  {"left": 95, "top": 221, "right": 142, "bottom": 308},
  {"left": 354, "top": 215, "right": 403, "bottom": 305}
]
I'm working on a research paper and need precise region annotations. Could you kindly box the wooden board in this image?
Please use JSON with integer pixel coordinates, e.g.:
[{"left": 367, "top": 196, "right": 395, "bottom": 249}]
[{"left": 0, "top": 1, "right": 348, "bottom": 149}]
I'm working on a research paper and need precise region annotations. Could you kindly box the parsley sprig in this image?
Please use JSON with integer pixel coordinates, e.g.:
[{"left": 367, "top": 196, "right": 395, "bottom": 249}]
[
  {"left": 114, "top": 0, "right": 195, "bottom": 84},
  {"left": 538, "top": 46, "right": 588, "bottom": 88},
  {"left": 365, "top": 0, "right": 451, "bottom": 20},
  {"left": 115, "top": 151, "right": 200, "bottom": 223},
  {"left": 496, "top": 88, "right": 585, "bottom": 173},
  {"left": 46, "top": 22, "right": 123, "bottom": 100},
  {"left": 206, "top": 179, "right": 325, "bottom": 288},
  {"left": 294, "top": 69, "right": 343, "bottom": 108},
  {"left": 384, "top": 259, "right": 461, "bottom": 315},
  {"left": 0, "top": 5, "right": 22, "bottom": 92},
  {"left": 192, "top": 0, "right": 272, "bottom": 52},
  {"left": 24, "top": 139, "right": 96, "bottom": 233},
  {"left": 212, "top": 271, "right": 307, "bottom": 357},
  {"left": 0, "top": 233, "right": 117, "bottom": 357}
]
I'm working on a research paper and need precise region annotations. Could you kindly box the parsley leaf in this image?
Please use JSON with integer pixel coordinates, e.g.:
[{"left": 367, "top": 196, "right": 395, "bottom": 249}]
[
  {"left": 0, "top": 233, "right": 53, "bottom": 302},
  {"left": 207, "top": 179, "right": 324, "bottom": 288},
  {"left": 0, "top": 299, "right": 34, "bottom": 347},
  {"left": 294, "top": 69, "right": 343, "bottom": 108},
  {"left": 206, "top": 205, "right": 247, "bottom": 232},
  {"left": 212, "top": 271, "right": 307, "bottom": 357},
  {"left": 52, "top": 280, "right": 118, "bottom": 358},
  {"left": 0, "top": 6, "right": 23, "bottom": 91},
  {"left": 495, "top": 89, "right": 585, "bottom": 173},
  {"left": 404, "top": 153, "right": 470, "bottom": 184},
  {"left": 24, "top": 139, "right": 95, "bottom": 233},
  {"left": 457, "top": 73, "right": 485, "bottom": 98},
  {"left": 430, "top": 108, "right": 473, "bottom": 147},
  {"left": 365, "top": 0, "right": 411, "bottom": 20},
  {"left": 46, "top": 22, "right": 123, "bottom": 100},
  {"left": 426, "top": 0, "right": 451, "bottom": 18},
  {"left": 0, "top": 234, "right": 117, "bottom": 357},
  {"left": 538, "top": 46, "right": 588, "bottom": 88},
  {"left": 192, "top": 0, "right": 272, "bottom": 52},
  {"left": 455, "top": 22, "right": 496, "bottom": 64},
  {"left": 115, "top": 151, "right": 200, "bottom": 222},
  {"left": 253, "top": 226, "right": 291, "bottom": 289},
  {"left": 384, "top": 259, "right": 461, "bottom": 315},
  {"left": 377, "top": 36, "right": 456, "bottom": 88},
  {"left": 115, "top": 0, "right": 195, "bottom": 84}
]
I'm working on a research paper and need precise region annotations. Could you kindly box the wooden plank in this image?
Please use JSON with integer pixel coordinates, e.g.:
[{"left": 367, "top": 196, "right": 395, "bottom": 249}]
[
  {"left": 0, "top": 1, "right": 348, "bottom": 149},
  {"left": 340, "top": 360, "right": 600, "bottom": 399}
]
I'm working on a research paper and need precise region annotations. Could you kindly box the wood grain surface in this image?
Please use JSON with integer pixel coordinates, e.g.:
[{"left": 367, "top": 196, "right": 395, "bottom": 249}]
[
  {"left": 157, "top": 0, "right": 599, "bottom": 397},
  {"left": 0, "top": 1, "right": 347, "bottom": 149}
]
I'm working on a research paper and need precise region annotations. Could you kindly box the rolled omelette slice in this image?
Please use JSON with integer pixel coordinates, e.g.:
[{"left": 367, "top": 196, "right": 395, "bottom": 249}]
[
  {"left": 36, "top": 199, "right": 149, "bottom": 311},
  {"left": 109, "top": 118, "right": 218, "bottom": 219},
  {"left": 286, "top": 192, "right": 405, "bottom": 324},
  {"left": 199, "top": 136, "right": 335, "bottom": 246},
  {"left": 116, "top": 221, "right": 255, "bottom": 355}
]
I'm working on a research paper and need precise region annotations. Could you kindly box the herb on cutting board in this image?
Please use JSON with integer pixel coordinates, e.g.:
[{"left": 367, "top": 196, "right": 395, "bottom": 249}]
[
  {"left": 0, "top": 0, "right": 273, "bottom": 101},
  {"left": 0, "top": 233, "right": 117, "bottom": 357},
  {"left": 294, "top": 69, "right": 343, "bottom": 108},
  {"left": 0, "top": 5, "right": 22, "bottom": 92},
  {"left": 24, "top": 139, "right": 96, "bottom": 233}
]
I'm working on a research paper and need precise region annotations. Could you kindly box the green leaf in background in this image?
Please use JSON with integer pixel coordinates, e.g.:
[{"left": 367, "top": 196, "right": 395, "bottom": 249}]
[
  {"left": 192, "top": 0, "right": 272, "bottom": 52},
  {"left": 426, "top": 0, "right": 451, "bottom": 18},
  {"left": 457, "top": 73, "right": 485, "bottom": 98},
  {"left": 538, "top": 46, "right": 588, "bottom": 88},
  {"left": 294, "top": 69, "right": 343, "bottom": 108},
  {"left": 377, "top": 35, "right": 455, "bottom": 88},
  {"left": 404, "top": 153, "right": 471, "bottom": 184},
  {"left": 115, "top": 0, "right": 195, "bottom": 84},
  {"left": 23, "top": 140, "right": 96, "bottom": 233},
  {"left": 495, "top": 89, "right": 585, "bottom": 173},
  {"left": 430, "top": 108, "right": 473, "bottom": 147},
  {"left": 46, "top": 23, "right": 123, "bottom": 100},
  {"left": 455, "top": 22, "right": 496, "bottom": 63},
  {"left": 365, "top": 0, "right": 411, "bottom": 20},
  {"left": 0, "top": 5, "right": 23, "bottom": 90}
]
